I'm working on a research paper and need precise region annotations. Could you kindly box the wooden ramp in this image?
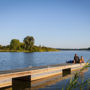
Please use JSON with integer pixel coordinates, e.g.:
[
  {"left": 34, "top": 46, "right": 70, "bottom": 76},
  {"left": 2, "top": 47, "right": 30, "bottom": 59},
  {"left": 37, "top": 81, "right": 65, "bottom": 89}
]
[{"left": 0, "top": 63, "right": 86, "bottom": 88}]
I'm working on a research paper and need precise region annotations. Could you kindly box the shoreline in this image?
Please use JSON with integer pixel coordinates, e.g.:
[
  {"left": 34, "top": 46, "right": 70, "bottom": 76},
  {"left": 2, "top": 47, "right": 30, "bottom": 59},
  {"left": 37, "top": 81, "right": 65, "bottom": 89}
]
[{"left": 0, "top": 50, "right": 59, "bottom": 52}]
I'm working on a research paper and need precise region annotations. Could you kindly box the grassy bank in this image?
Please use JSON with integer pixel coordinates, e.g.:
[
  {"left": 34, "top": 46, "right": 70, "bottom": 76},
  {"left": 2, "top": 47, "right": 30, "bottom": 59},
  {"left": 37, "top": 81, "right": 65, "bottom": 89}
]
[{"left": 0, "top": 49, "right": 59, "bottom": 52}]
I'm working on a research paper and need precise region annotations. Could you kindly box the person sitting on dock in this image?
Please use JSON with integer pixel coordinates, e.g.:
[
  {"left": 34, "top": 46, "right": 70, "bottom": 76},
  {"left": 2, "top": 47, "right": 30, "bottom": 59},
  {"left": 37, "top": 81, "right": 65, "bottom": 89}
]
[
  {"left": 80, "top": 56, "right": 85, "bottom": 63},
  {"left": 74, "top": 54, "right": 80, "bottom": 63}
]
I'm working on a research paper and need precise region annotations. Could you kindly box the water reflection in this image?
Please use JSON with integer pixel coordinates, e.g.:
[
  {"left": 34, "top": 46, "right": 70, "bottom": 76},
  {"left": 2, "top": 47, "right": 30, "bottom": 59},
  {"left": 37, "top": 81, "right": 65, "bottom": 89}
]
[{"left": 23, "top": 53, "right": 36, "bottom": 67}]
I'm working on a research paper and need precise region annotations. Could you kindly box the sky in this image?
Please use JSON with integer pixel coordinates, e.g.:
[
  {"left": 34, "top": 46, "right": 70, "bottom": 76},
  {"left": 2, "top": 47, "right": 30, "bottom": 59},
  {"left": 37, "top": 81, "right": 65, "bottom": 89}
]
[{"left": 0, "top": 0, "right": 90, "bottom": 48}]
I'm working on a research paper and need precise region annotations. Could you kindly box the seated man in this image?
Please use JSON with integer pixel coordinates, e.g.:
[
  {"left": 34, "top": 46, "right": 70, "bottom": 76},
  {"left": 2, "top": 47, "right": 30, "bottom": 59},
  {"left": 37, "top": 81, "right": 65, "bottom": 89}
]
[{"left": 74, "top": 54, "right": 80, "bottom": 63}]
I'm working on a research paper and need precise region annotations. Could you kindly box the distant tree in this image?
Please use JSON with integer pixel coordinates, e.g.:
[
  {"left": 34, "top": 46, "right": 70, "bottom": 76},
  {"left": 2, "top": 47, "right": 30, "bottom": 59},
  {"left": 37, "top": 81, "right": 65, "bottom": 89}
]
[
  {"left": 10, "top": 39, "right": 20, "bottom": 50},
  {"left": 20, "top": 43, "right": 25, "bottom": 50},
  {"left": 23, "top": 36, "right": 35, "bottom": 51},
  {"left": 0, "top": 45, "right": 2, "bottom": 49},
  {"left": 5, "top": 45, "right": 10, "bottom": 50},
  {"left": 1, "top": 45, "right": 10, "bottom": 50},
  {"left": 88, "top": 47, "right": 90, "bottom": 50}
]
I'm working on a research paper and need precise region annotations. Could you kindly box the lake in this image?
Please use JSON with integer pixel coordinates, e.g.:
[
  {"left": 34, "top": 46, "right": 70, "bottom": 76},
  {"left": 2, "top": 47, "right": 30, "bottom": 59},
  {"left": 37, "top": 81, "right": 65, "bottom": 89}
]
[{"left": 0, "top": 51, "right": 90, "bottom": 90}]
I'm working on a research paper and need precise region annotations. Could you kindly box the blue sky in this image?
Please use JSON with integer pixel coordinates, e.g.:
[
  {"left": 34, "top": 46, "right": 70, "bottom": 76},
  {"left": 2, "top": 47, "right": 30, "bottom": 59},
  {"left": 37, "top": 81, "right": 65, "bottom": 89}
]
[{"left": 0, "top": 0, "right": 90, "bottom": 48}]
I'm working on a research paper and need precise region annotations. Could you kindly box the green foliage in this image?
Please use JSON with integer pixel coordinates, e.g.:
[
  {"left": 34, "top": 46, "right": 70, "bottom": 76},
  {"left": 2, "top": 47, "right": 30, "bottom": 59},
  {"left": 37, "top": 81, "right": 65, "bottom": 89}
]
[
  {"left": 32, "top": 46, "right": 40, "bottom": 52},
  {"left": 10, "top": 39, "right": 20, "bottom": 50},
  {"left": 0, "top": 45, "right": 2, "bottom": 49},
  {"left": 0, "top": 36, "right": 58, "bottom": 52},
  {"left": 88, "top": 47, "right": 90, "bottom": 50},
  {"left": 20, "top": 43, "right": 25, "bottom": 50},
  {"left": 63, "top": 61, "right": 90, "bottom": 90},
  {"left": 32, "top": 46, "right": 58, "bottom": 52},
  {"left": 3, "top": 45, "right": 10, "bottom": 50},
  {"left": 0, "top": 45, "right": 10, "bottom": 50},
  {"left": 23, "top": 36, "right": 35, "bottom": 51}
]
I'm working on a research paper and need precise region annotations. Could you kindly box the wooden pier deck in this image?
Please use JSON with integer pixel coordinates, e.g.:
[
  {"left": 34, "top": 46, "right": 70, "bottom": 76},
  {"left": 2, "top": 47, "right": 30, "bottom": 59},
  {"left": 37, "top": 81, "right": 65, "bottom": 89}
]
[{"left": 0, "top": 63, "right": 86, "bottom": 88}]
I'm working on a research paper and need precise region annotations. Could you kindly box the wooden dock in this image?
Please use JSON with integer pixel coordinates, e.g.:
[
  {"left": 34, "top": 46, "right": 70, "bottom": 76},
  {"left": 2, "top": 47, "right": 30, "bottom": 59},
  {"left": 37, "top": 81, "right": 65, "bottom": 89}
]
[{"left": 0, "top": 63, "right": 86, "bottom": 88}]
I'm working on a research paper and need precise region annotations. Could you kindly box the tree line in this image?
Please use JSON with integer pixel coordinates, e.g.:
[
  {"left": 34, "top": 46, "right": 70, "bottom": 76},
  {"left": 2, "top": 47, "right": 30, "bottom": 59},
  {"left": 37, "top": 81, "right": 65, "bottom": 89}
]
[{"left": 0, "top": 36, "right": 58, "bottom": 52}]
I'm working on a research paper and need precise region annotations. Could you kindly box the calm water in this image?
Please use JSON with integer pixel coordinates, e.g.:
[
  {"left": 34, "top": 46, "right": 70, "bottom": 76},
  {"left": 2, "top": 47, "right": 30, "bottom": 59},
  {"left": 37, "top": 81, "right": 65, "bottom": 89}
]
[{"left": 0, "top": 51, "right": 90, "bottom": 90}]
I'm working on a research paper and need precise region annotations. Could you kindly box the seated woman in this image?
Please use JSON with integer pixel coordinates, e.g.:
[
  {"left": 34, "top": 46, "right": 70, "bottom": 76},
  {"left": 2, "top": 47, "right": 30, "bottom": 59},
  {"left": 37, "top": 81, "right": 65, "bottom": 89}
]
[{"left": 80, "top": 56, "right": 85, "bottom": 63}]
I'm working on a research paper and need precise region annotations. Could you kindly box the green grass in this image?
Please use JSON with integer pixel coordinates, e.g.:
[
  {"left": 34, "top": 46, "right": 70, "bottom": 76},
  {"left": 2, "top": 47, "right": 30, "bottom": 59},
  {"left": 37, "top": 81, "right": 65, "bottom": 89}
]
[
  {"left": 0, "top": 49, "right": 59, "bottom": 52},
  {"left": 63, "top": 61, "right": 90, "bottom": 90}
]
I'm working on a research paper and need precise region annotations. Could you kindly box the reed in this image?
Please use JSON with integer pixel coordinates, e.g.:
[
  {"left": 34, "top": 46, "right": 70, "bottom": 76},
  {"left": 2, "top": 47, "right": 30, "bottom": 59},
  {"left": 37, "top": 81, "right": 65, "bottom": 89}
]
[{"left": 63, "top": 60, "right": 90, "bottom": 90}]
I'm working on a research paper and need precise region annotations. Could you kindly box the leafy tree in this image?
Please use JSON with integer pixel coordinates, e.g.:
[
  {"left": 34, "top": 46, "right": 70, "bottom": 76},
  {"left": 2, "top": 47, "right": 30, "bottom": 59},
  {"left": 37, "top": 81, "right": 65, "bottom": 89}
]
[
  {"left": 0, "top": 45, "right": 2, "bottom": 49},
  {"left": 20, "top": 43, "right": 25, "bottom": 50},
  {"left": 88, "top": 47, "right": 90, "bottom": 50},
  {"left": 10, "top": 39, "right": 20, "bottom": 50},
  {"left": 3, "top": 45, "right": 10, "bottom": 50},
  {"left": 23, "top": 36, "right": 35, "bottom": 51}
]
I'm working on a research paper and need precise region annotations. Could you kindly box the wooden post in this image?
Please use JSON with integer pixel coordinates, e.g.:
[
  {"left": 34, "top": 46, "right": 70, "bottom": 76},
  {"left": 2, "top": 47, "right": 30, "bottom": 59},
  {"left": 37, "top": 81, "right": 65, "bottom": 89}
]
[
  {"left": 12, "top": 75, "right": 31, "bottom": 90},
  {"left": 62, "top": 68, "right": 71, "bottom": 76}
]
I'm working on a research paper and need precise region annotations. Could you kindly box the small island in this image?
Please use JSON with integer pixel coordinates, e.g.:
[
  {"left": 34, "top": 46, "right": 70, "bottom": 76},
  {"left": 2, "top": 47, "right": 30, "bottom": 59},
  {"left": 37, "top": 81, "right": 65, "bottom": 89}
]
[{"left": 0, "top": 36, "right": 59, "bottom": 52}]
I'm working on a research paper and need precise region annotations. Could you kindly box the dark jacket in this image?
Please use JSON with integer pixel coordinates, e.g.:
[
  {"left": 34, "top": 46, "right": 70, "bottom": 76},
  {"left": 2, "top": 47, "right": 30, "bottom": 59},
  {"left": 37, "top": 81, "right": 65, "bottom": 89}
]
[{"left": 74, "top": 56, "right": 80, "bottom": 63}]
